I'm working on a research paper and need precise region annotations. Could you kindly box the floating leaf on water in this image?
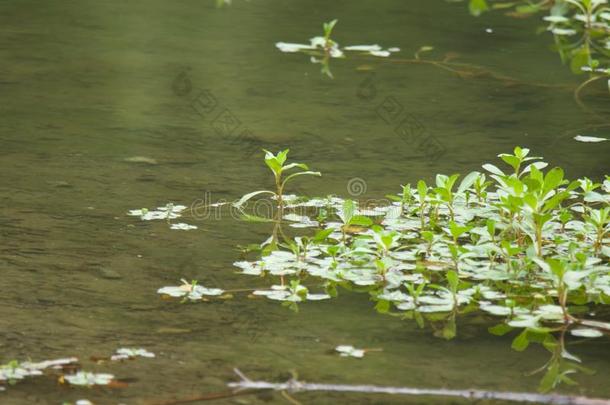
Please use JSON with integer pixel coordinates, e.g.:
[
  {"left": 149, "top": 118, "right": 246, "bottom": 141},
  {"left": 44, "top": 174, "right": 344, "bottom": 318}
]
[
  {"left": 574, "top": 135, "right": 608, "bottom": 143},
  {"left": 508, "top": 315, "right": 541, "bottom": 329},
  {"left": 378, "top": 290, "right": 412, "bottom": 302},
  {"left": 370, "top": 50, "right": 391, "bottom": 57},
  {"left": 21, "top": 357, "right": 79, "bottom": 371},
  {"left": 158, "top": 279, "right": 224, "bottom": 300},
  {"left": 283, "top": 213, "right": 319, "bottom": 228},
  {"left": 343, "top": 44, "right": 382, "bottom": 52},
  {"left": 551, "top": 28, "right": 577, "bottom": 36},
  {"left": 253, "top": 284, "right": 330, "bottom": 302},
  {"left": 128, "top": 203, "right": 187, "bottom": 221},
  {"left": 275, "top": 42, "right": 316, "bottom": 53},
  {"left": 335, "top": 345, "right": 365, "bottom": 358},
  {"left": 306, "top": 293, "right": 332, "bottom": 300},
  {"left": 0, "top": 363, "right": 42, "bottom": 382},
  {"left": 570, "top": 328, "right": 604, "bottom": 338},
  {"left": 535, "top": 305, "right": 564, "bottom": 320},
  {"left": 480, "top": 304, "right": 512, "bottom": 316},
  {"left": 170, "top": 223, "right": 198, "bottom": 230},
  {"left": 543, "top": 15, "right": 570, "bottom": 23},
  {"left": 1, "top": 357, "right": 80, "bottom": 384},
  {"left": 110, "top": 348, "right": 155, "bottom": 361},
  {"left": 64, "top": 372, "right": 114, "bottom": 387},
  {"left": 233, "top": 261, "right": 262, "bottom": 276}
]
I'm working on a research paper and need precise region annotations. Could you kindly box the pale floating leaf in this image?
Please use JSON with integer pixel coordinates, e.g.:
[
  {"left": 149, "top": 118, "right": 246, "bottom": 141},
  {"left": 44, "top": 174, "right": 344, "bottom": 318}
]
[
  {"left": 570, "top": 328, "right": 604, "bottom": 338},
  {"left": 335, "top": 345, "right": 365, "bottom": 358},
  {"left": 574, "top": 135, "right": 608, "bottom": 143}
]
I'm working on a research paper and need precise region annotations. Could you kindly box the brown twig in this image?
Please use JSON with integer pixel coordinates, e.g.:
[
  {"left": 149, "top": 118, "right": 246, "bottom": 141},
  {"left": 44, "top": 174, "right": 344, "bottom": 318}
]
[{"left": 227, "top": 368, "right": 610, "bottom": 405}]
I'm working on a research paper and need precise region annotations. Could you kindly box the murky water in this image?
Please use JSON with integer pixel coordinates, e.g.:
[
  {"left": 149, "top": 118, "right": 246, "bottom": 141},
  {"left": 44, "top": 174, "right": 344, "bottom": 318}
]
[{"left": 1, "top": 0, "right": 609, "bottom": 403}]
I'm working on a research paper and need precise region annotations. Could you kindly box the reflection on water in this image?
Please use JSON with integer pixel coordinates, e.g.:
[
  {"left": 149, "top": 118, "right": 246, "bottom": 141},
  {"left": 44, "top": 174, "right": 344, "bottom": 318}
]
[{"left": 0, "top": 0, "right": 609, "bottom": 403}]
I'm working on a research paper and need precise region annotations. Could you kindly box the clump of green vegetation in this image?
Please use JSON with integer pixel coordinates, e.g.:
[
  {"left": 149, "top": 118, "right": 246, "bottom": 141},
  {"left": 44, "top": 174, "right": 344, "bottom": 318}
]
[
  {"left": 144, "top": 147, "right": 608, "bottom": 392},
  {"left": 231, "top": 147, "right": 609, "bottom": 391}
]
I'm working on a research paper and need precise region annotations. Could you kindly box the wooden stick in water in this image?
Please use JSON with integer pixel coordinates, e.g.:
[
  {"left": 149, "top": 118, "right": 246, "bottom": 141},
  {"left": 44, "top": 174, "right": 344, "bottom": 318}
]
[{"left": 228, "top": 368, "right": 610, "bottom": 405}]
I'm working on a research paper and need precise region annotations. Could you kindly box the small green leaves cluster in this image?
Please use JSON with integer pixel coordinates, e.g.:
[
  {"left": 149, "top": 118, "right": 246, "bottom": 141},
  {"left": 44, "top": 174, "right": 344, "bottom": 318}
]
[{"left": 233, "top": 149, "right": 320, "bottom": 218}]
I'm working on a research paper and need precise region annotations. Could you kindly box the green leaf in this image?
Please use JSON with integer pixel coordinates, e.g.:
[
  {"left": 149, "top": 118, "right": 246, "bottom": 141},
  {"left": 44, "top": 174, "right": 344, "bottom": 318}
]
[
  {"left": 340, "top": 199, "right": 355, "bottom": 224},
  {"left": 457, "top": 171, "right": 480, "bottom": 194},
  {"left": 449, "top": 222, "right": 473, "bottom": 240},
  {"left": 489, "top": 323, "right": 513, "bottom": 336},
  {"left": 282, "top": 171, "right": 322, "bottom": 187},
  {"left": 538, "top": 363, "right": 559, "bottom": 393},
  {"left": 469, "top": 0, "right": 489, "bottom": 16},
  {"left": 515, "top": 3, "right": 540, "bottom": 14},
  {"left": 313, "top": 228, "right": 334, "bottom": 243},
  {"left": 375, "top": 299, "right": 390, "bottom": 314},
  {"left": 570, "top": 47, "right": 590, "bottom": 75},
  {"left": 500, "top": 154, "right": 521, "bottom": 173},
  {"left": 543, "top": 167, "right": 565, "bottom": 195},
  {"left": 349, "top": 215, "right": 374, "bottom": 227},
  {"left": 482, "top": 163, "right": 505, "bottom": 177},
  {"left": 417, "top": 180, "right": 428, "bottom": 203},
  {"left": 233, "top": 190, "right": 276, "bottom": 210},
  {"left": 276, "top": 149, "right": 289, "bottom": 165},
  {"left": 511, "top": 329, "right": 530, "bottom": 352},
  {"left": 446, "top": 270, "right": 459, "bottom": 292},
  {"left": 441, "top": 318, "right": 457, "bottom": 340},
  {"left": 282, "top": 162, "right": 309, "bottom": 171},
  {"left": 263, "top": 149, "right": 283, "bottom": 175}
]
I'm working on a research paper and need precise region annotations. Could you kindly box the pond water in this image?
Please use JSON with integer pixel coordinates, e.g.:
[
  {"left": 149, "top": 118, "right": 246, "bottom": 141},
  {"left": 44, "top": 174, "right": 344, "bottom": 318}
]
[{"left": 1, "top": 0, "right": 609, "bottom": 403}]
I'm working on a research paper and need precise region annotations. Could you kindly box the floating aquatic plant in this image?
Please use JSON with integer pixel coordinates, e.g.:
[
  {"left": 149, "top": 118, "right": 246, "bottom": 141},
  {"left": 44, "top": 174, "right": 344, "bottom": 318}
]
[
  {"left": 157, "top": 279, "right": 224, "bottom": 301},
  {"left": 574, "top": 135, "right": 609, "bottom": 142},
  {"left": 253, "top": 281, "right": 331, "bottom": 302},
  {"left": 170, "top": 223, "right": 198, "bottom": 230},
  {"left": 110, "top": 348, "right": 155, "bottom": 361},
  {"left": 229, "top": 146, "right": 609, "bottom": 391},
  {"left": 335, "top": 345, "right": 366, "bottom": 358},
  {"left": 276, "top": 19, "right": 400, "bottom": 78},
  {"left": 128, "top": 203, "right": 187, "bottom": 221},
  {"left": 128, "top": 203, "right": 199, "bottom": 231},
  {"left": 63, "top": 371, "right": 114, "bottom": 387},
  {"left": 0, "top": 357, "right": 78, "bottom": 387},
  {"left": 139, "top": 147, "right": 608, "bottom": 392}
]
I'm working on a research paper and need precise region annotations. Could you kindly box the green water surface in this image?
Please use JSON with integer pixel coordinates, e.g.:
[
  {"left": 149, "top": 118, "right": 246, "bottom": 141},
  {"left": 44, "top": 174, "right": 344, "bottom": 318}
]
[{"left": 1, "top": 0, "right": 609, "bottom": 403}]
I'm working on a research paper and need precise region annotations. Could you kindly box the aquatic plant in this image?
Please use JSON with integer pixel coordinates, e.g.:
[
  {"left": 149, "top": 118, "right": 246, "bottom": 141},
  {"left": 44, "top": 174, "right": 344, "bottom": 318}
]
[
  {"left": 140, "top": 147, "right": 608, "bottom": 392},
  {"left": 158, "top": 279, "right": 225, "bottom": 301},
  {"left": 228, "top": 146, "right": 609, "bottom": 391},
  {"left": 63, "top": 371, "right": 114, "bottom": 387},
  {"left": 335, "top": 345, "right": 366, "bottom": 358},
  {"left": 128, "top": 203, "right": 200, "bottom": 231},
  {"left": 464, "top": 0, "right": 610, "bottom": 108},
  {"left": 110, "top": 348, "right": 155, "bottom": 361},
  {"left": 233, "top": 149, "right": 321, "bottom": 223},
  {"left": 275, "top": 19, "right": 400, "bottom": 78},
  {"left": 0, "top": 358, "right": 78, "bottom": 388}
]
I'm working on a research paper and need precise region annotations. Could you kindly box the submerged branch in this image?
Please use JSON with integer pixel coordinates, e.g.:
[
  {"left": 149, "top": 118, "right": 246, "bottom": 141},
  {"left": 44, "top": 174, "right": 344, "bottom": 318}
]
[
  {"left": 228, "top": 368, "right": 610, "bottom": 405},
  {"left": 573, "top": 75, "right": 607, "bottom": 118},
  {"left": 357, "top": 55, "right": 574, "bottom": 90}
]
